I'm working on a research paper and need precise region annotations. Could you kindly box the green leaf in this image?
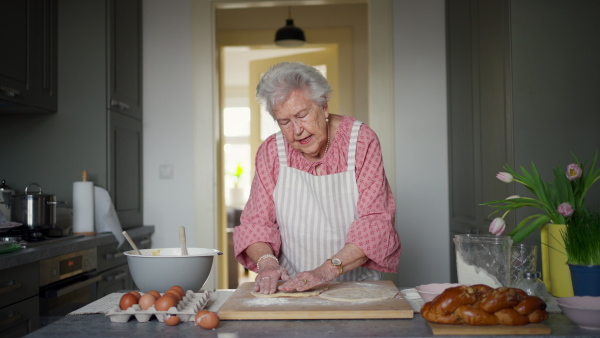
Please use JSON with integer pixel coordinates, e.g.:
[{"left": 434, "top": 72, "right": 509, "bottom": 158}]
[
  {"left": 507, "top": 214, "right": 541, "bottom": 237},
  {"left": 511, "top": 215, "right": 551, "bottom": 244}
]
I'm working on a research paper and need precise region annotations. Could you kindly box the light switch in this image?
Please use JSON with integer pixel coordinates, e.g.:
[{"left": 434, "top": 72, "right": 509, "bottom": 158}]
[{"left": 159, "top": 164, "right": 174, "bottom": 179}]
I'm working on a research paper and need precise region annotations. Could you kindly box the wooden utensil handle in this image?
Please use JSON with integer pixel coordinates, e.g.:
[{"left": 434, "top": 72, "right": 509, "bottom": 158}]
[
  {"left": 122, "top": 231, "right": 141, "bottom": 255},
  {"left": 179, "top": 226, "right": 188, "bottom": 255}
]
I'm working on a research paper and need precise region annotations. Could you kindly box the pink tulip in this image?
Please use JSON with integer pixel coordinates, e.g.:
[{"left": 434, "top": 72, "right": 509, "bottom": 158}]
[
  {"left": 566, "top": 163, "right": 582, "bottom": 180},
  {"left": 558, "top": 203, "right": 574, "bottom": 217},
  {"left": 496, "top": 172, "right": 514, "bottom": 183},
  {"left": 489, "top": 217, "right": 506, "bottom": 236}
]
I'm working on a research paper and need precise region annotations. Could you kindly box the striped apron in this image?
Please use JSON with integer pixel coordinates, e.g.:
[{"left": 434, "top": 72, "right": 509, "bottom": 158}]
[{"left": 273, "top": 120, "right": 381, "bottom": 281}]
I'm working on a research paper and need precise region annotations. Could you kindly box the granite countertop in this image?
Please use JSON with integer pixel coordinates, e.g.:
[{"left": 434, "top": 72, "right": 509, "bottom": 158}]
[
  {"left": 0, "top": 226, "right": 154, "bottom": 271},
  {"left": 26, "top": 289, "right": 596, "bottom": 338},
  {"left": 26, "top": 313, "right": 593, "bottom": 338}
]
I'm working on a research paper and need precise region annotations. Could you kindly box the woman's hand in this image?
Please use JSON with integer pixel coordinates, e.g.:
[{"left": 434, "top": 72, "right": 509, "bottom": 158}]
[
  {"left": 253, "top": 259, "right": 289, "bottom": 294},
  {"left": 278, "top": 264, "right": 338, "bottom": 292}
]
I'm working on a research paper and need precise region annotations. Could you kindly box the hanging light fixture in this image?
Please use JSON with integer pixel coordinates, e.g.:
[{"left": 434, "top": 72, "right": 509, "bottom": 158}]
[{"left": 274, "top": 7, "right": 306, "bottom": 47}]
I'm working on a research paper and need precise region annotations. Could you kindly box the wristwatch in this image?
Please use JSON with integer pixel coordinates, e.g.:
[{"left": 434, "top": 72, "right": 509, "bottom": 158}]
[{"left": 327, "top": 258, "right": 343, "bottom": 276}]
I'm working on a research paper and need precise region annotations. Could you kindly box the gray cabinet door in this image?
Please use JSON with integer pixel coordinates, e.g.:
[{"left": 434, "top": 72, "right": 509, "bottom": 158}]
[
  {"left": 0, "top": 0, "right": 57, "bottom": 113},
  {"left": 97, "top": 265, "right": 131, "bottom": 298},
  {"left": 109, "top": 110, "right": 143, "bottom": 228},
  {"left": 107, "top": 0, "right": 142, "bottom": 119}
]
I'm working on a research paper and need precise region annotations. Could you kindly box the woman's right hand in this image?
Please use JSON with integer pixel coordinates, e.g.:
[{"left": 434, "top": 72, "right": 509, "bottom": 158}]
[{"left": 254, "top": 259, "right": 289, "bottom": 294}]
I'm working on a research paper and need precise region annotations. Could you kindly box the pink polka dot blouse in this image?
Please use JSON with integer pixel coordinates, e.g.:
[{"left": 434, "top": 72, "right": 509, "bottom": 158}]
[{"left": 233, "top": 115, "right": 401, "bottom": 273}]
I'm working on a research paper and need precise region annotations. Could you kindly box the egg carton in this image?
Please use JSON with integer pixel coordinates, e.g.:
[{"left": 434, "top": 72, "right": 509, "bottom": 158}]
[{"left": 106, "top": 290, "right": 209, "bottom": 323}]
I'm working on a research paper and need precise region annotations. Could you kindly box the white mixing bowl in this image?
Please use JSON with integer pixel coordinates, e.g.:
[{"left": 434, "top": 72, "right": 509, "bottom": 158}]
[{"left": 125, "top": 247, "right": 222, "bottom": 292}]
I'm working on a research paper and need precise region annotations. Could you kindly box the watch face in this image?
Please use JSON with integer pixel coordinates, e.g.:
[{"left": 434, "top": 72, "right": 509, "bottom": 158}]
[{"left": 331, "top": 258, "right": 342, "bottom": 266}]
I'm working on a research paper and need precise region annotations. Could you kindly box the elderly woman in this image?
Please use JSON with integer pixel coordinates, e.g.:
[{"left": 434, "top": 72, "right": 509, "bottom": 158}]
[{"left": 234, "top": 62, "right": 400, "bottom": 294}]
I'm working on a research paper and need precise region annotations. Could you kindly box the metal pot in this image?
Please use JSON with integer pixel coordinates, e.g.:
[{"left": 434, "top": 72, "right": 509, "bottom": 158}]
[
  {"left": 0, "top": 179, "right": 15, "bottom": 222},
  {"left": 11, "top": 183, "right": 58, "bottom": 229}
]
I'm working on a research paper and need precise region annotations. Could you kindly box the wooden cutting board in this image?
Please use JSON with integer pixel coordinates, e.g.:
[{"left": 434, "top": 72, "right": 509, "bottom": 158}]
[
  {"left": 218, "top": 280, "right": 414, "bottom": 320},
  {"left": 428, "top": 322, "right": 551, "bottom": 335}
]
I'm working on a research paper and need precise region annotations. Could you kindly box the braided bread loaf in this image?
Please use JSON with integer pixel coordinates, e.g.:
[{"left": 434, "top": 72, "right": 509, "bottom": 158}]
[{"left": 420, "top": 284, "right": 548, "bottom": 326}]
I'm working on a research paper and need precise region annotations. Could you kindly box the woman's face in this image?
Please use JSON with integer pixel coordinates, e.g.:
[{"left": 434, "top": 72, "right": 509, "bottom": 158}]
[{"left": 273, "top": 89, "right": 329, "bottom": 161}]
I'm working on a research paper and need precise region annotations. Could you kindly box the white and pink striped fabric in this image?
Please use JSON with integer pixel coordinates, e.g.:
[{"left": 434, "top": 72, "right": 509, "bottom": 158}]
[{"left": 274, "top": 120, "right": 381, "bottom": 281}]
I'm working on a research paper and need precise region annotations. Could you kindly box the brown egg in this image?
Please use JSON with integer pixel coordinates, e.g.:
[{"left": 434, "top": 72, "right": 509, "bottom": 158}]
[
  {"left": 170, "top": 285, "right": 185, "bottom": 296},
  {"left": 147, "top": 290, "right": 161, "bottom": 299},
  {"left": 138, "top": 293, "right": 157, "bottom": 310},
  {"left": 164, "top": 314, "right": 181, "bottom": 326},
  {"left": 155, "top": 295, "right": 177, "bottom": 311},
  {"left": 119, "top": 293, "right": 138, "bottom": 310},
  {"left": 195, "top": 310, "right": 219, "bottom": 329},
  {"left": 165, "top": 289, "right": 182, "bottom": 300},
  {"left": 128, "top": 291, "right": 141, "bottom": 300},
  {"left": 162, "top": 292, "right": 179, "bottom": 303},
  {"left": 168, "top": 287, "right": 184, "bottom": 299}
]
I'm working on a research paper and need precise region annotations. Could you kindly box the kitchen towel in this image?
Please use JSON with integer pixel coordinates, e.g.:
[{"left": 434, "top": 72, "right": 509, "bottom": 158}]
[
  {"left": 94, "top": 186, "right": 125, "bottom": 247},
  {"left": 72, "top": 181, "right": 95, "bottom": 234}
]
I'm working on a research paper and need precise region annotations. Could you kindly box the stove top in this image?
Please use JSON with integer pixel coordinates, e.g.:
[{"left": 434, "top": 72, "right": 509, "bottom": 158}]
[
  {"left": 1, "top": 226, "right": 83, "bottom": 248},
  {"left": 19, "top": 234, "right": 84, "bottom": 248}
]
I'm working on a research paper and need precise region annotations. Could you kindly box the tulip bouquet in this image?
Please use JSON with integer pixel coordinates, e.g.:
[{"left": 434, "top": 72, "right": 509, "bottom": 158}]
[{"left": 482, "top": 150, "right": 600, "bottom": 244}]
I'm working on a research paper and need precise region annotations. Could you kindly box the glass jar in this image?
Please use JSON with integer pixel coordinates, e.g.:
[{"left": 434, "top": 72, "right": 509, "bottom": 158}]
[
  {"left": 515, "top": 272, "right": 549, "bottom": 301},
  {"left": 454, "top": 234, "right": 512, "bottom": 287}
]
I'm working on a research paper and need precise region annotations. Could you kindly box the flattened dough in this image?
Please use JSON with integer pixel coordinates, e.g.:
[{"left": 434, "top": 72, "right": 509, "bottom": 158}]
[
  {"left": 319, "top": 288, "right": 398, "bottom": 302},
  {"left": 251, "top": 287, "right": 327, "bottom": 298}
]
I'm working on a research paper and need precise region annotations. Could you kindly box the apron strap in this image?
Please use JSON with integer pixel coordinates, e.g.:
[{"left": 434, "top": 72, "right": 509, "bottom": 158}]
[
  {"left": 347, "top": 120, "right": 362, "bottom": 172},
  {"left": 276, "top": 132, "right": 288, "bottom": 167},
  {"left": 277, "top": 120, "right": 362, "bottom": 170}
]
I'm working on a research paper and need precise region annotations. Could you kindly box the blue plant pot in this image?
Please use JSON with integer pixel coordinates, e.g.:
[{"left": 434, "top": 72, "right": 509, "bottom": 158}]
[{"left": 568, "top": 264, "right": 600, "bottom": 296}]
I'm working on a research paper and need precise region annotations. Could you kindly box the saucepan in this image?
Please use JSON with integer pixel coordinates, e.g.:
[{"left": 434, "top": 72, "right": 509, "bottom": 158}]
[{"left": 11, "top": 183, "right": 62, "bottom": 229}]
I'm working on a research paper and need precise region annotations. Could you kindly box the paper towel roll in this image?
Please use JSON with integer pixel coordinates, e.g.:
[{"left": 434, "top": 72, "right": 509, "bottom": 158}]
[
  {"left": 94, "top": 187, "right": 125, "bottom": 247},
  {"left": 73, "top": 181, "right": 95, "bottom": 235}
]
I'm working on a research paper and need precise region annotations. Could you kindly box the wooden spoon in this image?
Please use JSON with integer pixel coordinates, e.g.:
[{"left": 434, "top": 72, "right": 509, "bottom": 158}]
[
  {"left": 179, "top": 226, "right": 188, "bottom": 256},
  {"left": 122, "top": 231, "right": 141, "bottom": 255}
]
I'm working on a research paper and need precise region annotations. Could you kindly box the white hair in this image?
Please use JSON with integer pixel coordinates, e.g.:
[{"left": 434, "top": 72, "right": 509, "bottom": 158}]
[{"left": 256, "top": 62, "right": 332, "bottom": 117}]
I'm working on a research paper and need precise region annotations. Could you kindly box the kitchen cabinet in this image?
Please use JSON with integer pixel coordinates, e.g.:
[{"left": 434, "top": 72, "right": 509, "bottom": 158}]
[
  {"left": 0, "top": 0, "right": 143, "bottom": 225},
  {"left": 109, "top": 111, "right": 143, "bottom": 228},
  {"left": 447, "top": 0, "right": 600, "bottom": 281},
  {"left": 0, "top": 0, "right": 57, "bottom": 113},
  {"left": 106, "top": 0, "right": 144, "bottom": 227},
  {"left": 96, "top": 233, "right": 151, "bottom": 298},
  {"left": 0, "top": 263, "right": 40, "bottom": 337},
  {"left": 96, "top": 265, "right": 131, "bottom": 298},
  {"left": 107, "top": 0, "right": 143, "bottom": 120},
  {"left": 0, "top": 296, "right": 39, "bottom": 338}
]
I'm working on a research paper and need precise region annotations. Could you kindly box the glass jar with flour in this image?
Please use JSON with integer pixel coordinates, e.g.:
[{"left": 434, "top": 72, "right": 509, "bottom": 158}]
[{"left": 454, "top": 234, "right": 512, "bottom": 287}]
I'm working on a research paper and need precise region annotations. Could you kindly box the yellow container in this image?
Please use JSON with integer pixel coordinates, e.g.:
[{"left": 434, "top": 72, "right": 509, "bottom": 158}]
[{"left": 540, "top": 224, "right": 574, "bottom": 297}]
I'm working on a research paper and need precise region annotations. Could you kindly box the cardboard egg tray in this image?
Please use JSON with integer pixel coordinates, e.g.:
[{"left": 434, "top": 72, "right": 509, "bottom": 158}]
[{"left": 106, "top": 290, "right": 209, "bottom": 323}]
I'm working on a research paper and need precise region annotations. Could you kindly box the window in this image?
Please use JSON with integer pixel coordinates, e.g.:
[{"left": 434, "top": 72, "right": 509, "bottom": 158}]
[{"left": 223, "top": 107, "right": 251, "bottom": 206}]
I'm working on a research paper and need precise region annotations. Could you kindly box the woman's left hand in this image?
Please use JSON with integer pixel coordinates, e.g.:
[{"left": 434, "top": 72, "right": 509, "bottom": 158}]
[{"left": 278, "top": 265, "right": 338, "bottom": 292}]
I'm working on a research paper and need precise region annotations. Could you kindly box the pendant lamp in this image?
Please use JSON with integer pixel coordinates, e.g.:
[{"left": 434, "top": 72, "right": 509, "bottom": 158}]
[{"left": 274, "top": 7, "right": 306, "bottom": 47}]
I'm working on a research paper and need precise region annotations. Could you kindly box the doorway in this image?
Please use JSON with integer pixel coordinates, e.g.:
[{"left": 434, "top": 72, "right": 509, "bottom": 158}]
[
  {"left": 219, "top": 42, "right": 353, "bottom": 288},
  {"left": 216, "top": 4, "right": 365, "bottom": 288}
]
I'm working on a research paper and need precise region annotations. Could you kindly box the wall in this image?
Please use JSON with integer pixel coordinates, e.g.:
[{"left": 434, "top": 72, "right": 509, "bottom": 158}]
[
  {"left": 143, "top": 0, "right": 219, "bottom": 289},
  {"left": 393, "top": 0, "right": 450, "bottom": 286},
  {"left": 143, "top": 0, "right": 196, "bottom": 248}
]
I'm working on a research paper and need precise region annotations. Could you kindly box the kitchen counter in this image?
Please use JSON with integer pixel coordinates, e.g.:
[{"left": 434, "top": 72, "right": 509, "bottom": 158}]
[
  {"left": 0, "top": 226, "right": 155, "bottom": 271},
  {"left": 24, "top": 309, "right": 596, "bottom": 337},
  {"left": 24, "top": 290, "right": 599, "bottom": 338}
]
